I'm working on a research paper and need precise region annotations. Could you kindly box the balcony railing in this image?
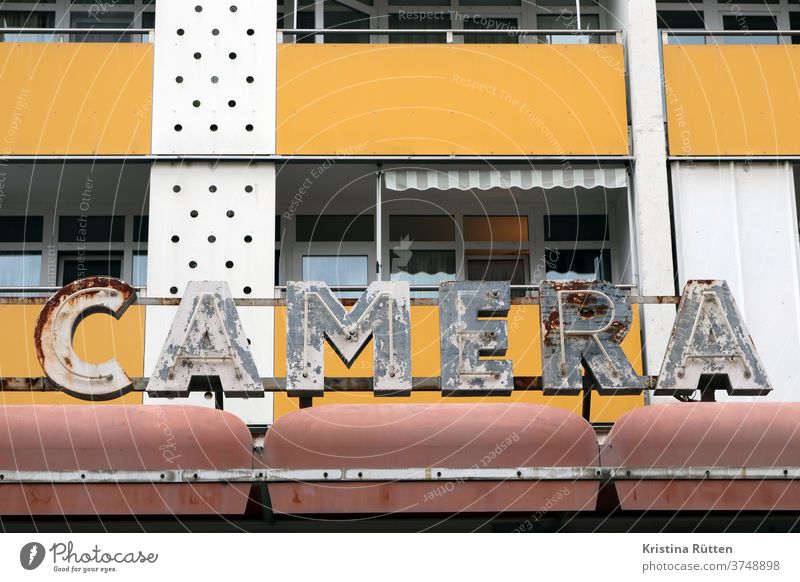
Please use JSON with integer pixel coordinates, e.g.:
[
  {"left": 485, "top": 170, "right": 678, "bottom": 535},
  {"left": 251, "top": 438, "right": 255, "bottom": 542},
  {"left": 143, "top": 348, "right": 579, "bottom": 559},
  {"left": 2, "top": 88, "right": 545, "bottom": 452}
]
[
  {"left": 0, "top": 27, "right": 153, "bottom": 43},
  {"left": 662, "top": 29, "right": 800, "bottom": 45},
  {"left": 278, "top": 28, "right": 622, "bottom": 45}
]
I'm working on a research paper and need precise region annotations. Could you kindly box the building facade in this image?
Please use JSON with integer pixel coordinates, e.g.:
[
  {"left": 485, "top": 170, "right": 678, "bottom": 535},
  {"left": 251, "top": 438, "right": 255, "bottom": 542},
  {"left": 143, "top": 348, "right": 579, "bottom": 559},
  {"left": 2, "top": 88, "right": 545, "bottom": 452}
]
[{"left": 1, "top": 0, "right": 798, "bottom": 427}]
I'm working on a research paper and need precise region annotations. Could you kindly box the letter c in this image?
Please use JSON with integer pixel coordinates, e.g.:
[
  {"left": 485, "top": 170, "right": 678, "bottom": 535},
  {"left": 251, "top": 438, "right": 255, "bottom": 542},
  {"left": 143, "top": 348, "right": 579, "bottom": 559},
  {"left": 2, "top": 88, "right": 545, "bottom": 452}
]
[{"left": 35, "top": 277, "right": 136, "bottom": 400}]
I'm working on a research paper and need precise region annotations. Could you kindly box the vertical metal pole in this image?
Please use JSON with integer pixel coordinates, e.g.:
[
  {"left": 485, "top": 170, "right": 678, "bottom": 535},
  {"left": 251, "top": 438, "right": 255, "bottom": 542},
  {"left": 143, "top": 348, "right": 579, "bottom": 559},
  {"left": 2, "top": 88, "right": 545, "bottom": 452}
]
[
  {"left": 315, "top": 0, "right": 324, "bottom": 44},
  {"left": 581, "top": 372, "right": 594, "bottom": 423},
  {"left": 288, "top": 0, "right": 298, "bottom": 43},
  {"left": 376, "top": 166, "right": 384, "bottom": 280},
  {"left": 575, "top": 0, "right": 582, "bottom": 31}
]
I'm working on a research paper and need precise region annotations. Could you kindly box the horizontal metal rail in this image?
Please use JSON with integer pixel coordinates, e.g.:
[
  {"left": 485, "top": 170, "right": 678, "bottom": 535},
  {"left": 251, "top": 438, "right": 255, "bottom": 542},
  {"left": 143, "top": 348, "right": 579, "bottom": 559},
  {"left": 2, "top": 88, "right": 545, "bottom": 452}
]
[
  {"left": 278, "top": 27, "right": 622, "bottom": 44},
  {"left": 666, "top": 29, "right": 800, "bottom": 36},
  {"left": 0, "top": 154, "right": 634, "bottom": 162},
  {"left": 0, "top": 28, "right": 153, "bottom": 34},
  {"left": 0, "top": 376, "right": 660, "bottom": 393},
  {"left": 0, "top": 296, "right": 680, "bottom": 305},
  {"left": 662, "top": 29, "right": 800, "bottom": 44},
  {"left": 0, "top": 466, "right": 797, "bottom": 484},
  {"left": 279, "top": 28, "right": 621, "bottom": 35}
]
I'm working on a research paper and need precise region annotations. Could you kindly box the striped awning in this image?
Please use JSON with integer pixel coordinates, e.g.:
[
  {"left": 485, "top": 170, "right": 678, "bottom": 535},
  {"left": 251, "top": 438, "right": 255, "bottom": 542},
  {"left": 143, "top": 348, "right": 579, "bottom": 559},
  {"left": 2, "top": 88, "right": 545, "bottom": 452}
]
[{"left": 383, "top": 168, "right": 627, "bottom": 191}]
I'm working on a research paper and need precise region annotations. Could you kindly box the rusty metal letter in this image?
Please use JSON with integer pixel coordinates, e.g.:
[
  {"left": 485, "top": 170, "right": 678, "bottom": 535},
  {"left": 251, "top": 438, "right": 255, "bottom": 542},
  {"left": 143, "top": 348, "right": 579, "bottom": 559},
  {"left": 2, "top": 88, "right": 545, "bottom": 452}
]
[
  {"left": 35, "top": 277, "right": 136, "bottom": 400},
  {"left": 655, "top": 280, "right": 772, "bottom": 396},
  {"left": 285, "top": 281, "right": 412, "bottom": 397},
  {"left": 540, "top": 281, "right": 642, "bottom": 395},
  {"left": 439, "top": 281, "right": 513, "bottom": 395},
  {"left": 147, "top": 281, "right": 262, "bottom": 397}
]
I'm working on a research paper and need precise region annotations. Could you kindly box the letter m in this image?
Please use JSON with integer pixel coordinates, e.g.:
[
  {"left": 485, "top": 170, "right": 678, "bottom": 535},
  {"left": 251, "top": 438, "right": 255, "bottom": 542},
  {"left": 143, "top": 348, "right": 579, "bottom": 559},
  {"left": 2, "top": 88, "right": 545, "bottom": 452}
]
[{"left": 286, "top": 281, "right": 412, "bottom": 397}]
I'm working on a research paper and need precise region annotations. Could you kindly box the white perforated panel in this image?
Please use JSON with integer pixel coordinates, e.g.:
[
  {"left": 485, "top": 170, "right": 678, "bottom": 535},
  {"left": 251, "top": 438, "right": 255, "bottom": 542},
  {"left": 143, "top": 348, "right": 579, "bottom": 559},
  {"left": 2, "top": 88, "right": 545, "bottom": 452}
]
[
  {"left": 151, "top": 0, "right": 276, "bottom": 154},
  {"left": 144, "top": 161, "right": 275, "bottom": 423}
]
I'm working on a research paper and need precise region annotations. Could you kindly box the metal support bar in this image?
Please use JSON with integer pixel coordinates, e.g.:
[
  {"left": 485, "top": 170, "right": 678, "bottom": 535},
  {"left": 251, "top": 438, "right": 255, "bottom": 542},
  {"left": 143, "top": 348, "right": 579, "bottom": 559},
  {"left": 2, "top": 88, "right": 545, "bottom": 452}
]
[
  {"left": 0, "top": 376, "right": 661, "bottom": 393},
  {"left": 0, "top": 466, "right": 798, "bottom": 484},
  {"left": 376, "top": 166, "right": 383, "bottom": 280},
  {"left": 0, "top": 294, "right": 681, "bottom": 306}
]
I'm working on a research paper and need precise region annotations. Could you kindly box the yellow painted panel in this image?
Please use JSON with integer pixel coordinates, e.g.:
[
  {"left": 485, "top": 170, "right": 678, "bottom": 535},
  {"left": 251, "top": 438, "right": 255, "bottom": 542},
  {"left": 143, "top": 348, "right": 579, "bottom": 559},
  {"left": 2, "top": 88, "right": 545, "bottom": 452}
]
[
  {"left": 278, "top": 44, "right": 628, "bottom": 155},
  {"left": 273, "top": 304, "right": 643, "bottom": 422},
  {"left": 664, "top": 45, "right": 800, "bottom": 155},
  {"left": 0, "top": 43, "right": 153, "bottom": 155},
  {"left": 0, "top": 305, "right": 145, "bottom": 405}
]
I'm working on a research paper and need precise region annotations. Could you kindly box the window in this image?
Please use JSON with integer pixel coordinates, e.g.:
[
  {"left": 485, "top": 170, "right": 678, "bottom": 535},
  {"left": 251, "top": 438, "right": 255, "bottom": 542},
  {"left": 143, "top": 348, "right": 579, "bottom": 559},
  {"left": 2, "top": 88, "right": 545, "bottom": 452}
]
[
  {"left": 791, "top": 13, "right": 800, "bottom": 45},
  {"left": 464, "top": 215, "right": 529, "bottom": 294},
  {"left": 0, "top": 216, "right": 43, "bottom": 243},
  {"left": 722, "top": 14, "right": 778, "bottom": 45},
  {"left": 132, "top": 252, "right": 147, "bottom": 287},
  {"left": 389, "top": 215, "right": 457, "bottom": 296},
  {"left": 657, "top": 10, "right": 705, "bottom": 45},
  {"left": 0, "top": 252, "right": 41, "bottom": 292},
  {"left": 296, "top": 215, "right": 373, "bottom": 242},
  {"left": 294, "top": 215, "right": 374, "bottom": 298},
  {"left": 70, "top": 11, "right": 137, "bottom": 43},
  {"left": 0, "top": 216, "right": 44, "bottom": 292},
  {"left": 543, "top": 214, "right": 612, "bottom": 281},
  {"left": 537, "top": 13, "right": 601, "bottom": 44},
  {"left": 0, "top": 10, "right": 56, "bottom": 42},
  {"left": 389, "top": 12, "right": 452, "bottom": 44},
  {"left": 463, "top": 16, "right": 519, "bottom": 44},
  {"left": 303, "top": 255, "right": 370, "bottom": 299},
  {"left": 55, "top": 215, "right": 144, "bottom": 286},
  {"left": 59, "top": 216, "right": 125, "bottom": 243},
  {"left": 59, "top": 251, "right": 123, "bottom": 285},
  {"left": 295, "top": 0, "right": 370, "bottom": 43}
]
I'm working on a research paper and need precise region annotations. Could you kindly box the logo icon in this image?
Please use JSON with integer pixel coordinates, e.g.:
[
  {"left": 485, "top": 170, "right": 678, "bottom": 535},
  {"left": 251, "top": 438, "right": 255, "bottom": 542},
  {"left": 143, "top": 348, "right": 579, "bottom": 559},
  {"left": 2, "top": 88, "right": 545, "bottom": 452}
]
[{"left": 20, "top": 542, "right": 46, "bottom": 570}]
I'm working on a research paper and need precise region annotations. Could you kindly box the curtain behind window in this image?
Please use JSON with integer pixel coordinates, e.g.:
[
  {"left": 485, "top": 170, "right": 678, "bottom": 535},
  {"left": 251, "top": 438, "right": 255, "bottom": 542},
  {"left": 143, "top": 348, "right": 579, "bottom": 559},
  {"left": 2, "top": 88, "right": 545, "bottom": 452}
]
[{"left": 0, "top": 11, "right": 55, "bottom": 42}]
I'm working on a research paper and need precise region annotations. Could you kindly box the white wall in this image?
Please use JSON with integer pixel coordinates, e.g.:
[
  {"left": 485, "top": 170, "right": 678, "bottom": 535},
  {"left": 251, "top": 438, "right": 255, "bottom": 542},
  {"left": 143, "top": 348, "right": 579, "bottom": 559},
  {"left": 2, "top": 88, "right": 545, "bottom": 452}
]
[{"left": 672, "top": 161, "right": 800, "bottom": 401}]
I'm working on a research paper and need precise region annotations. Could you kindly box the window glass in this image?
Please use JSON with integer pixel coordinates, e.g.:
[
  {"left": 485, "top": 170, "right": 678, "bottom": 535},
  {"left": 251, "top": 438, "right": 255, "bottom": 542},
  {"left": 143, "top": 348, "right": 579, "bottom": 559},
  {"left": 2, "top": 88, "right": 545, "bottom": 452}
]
[
  {"left": 463, "top": 16, "right": 519, "bottom": 44},
  {"left": 133, "top": 216, "right": 148, "bottom": 244},
  {"left": 0, "top": 252, "right": 41, "bottom": 290},
  {"left": 391, "top": 249, "right": 455, "bottom": 298},
  {"left": 296, "top": 215, "right": 373, "bottom": 242},
  {"left": 0, "top": 10, "right": 55, "bottom": 42},
  {"left": 0, "top": 216, "right": 43, "bottom": 243},
  {"left": 464, "top": 216, "right": 528, "bottom": 242},
  {"left": 69, "top": 11, "right": 136, "bottom": 42},
  {"left": 60, "top": 252, "right": 123, "bottom": 285},
  {"left": 389, "top": 215, "right": 455, "bottom": 242},
  {"left": 59, "top": 216, "right": 125, "bottom": 243},
  {"left": 467, "top": 257, "right": 527, "bottom": 295},
  {"left": 722, "top": 14, "right": 778, "bottom": 44},
  {"left": 543, "top": 215, "right": 608, "bottom": 242},
  {"left": 791, "top": 13, "right": 800, "bottom": 45},
  {"left": 537, "top": 13, "right": 600, "bottom": 44},
  {"left": 132, "top": 252, "right": 147, "bottom": 287},
  {"left": 467, "top": 257, "right": 526, "bottom": 284},
  {"left": 303, "top": 255, "right": 369, "bottom": 298},
  {"left": 657, "top": 10, "right": 705, "bottom": 44},
  {"left": 389, "top": 12, "right": 451, "bottom": 43},
  {"left": 545, "top": 248, "right": 611, "bottom": 280}
]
